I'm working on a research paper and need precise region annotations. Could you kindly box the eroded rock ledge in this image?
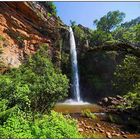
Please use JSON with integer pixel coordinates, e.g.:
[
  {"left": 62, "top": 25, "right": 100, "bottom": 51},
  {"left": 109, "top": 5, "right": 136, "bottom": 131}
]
[{"left": 0, "top": 2, "right": 67, "bottom": 68}]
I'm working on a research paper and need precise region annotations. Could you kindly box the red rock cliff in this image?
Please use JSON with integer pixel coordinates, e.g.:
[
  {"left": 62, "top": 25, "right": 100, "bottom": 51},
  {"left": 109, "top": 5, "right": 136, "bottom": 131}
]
[{"left": 0, "top": 2, "right": 64, "bottom": 68}]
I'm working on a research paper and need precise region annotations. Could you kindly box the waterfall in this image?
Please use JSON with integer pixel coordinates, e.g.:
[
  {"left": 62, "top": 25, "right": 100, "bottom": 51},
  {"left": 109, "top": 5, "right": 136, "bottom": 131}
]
[{"left": 69, "top": 27, "right": 81, "bottom": 102}]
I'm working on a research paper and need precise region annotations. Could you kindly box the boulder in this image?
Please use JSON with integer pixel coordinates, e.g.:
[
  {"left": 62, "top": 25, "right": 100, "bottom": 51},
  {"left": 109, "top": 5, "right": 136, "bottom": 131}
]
[
  {"left": 111, "top": 100, "right": 118, "bottom": 105},
  {"left": 106, "top": 132, "right": 112, "bottom": 138},
  {"left": 98, "top": 128, "right": 104, "bottom": 133},
  {"left": 122, "top": 135, "right": 127, "bottom": 138},
  {"left": 120, "top": 131, "right": 125, "bottom": 135},
  {"left": 103, "top": 97, "right": 108, "bottom": 103},
  {"left": 78, "top": 128, "right": 84, "bottom": 132},
  {"left": 113, "top": 133, "right": 120, "bottom": 137},
  {"left": 96, "top": 123, "right": 101, "bottom": 128},
  {"left": 116, "top": 95, "right": 123, "bottom": 100}
]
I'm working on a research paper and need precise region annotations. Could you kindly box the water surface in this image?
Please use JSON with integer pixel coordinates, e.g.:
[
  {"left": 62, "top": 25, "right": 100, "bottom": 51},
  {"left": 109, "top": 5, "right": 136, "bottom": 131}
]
[{"left": 54, "top": 102, "right": 103, "bottom": 113}]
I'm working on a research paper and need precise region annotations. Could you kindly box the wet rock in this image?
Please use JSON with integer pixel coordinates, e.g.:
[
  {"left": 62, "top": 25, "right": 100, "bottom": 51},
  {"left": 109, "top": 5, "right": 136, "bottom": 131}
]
[
  {"left": 106, "top": 132, "right": 112, "bottom": 138},
  {"left": 123, "top": 135, "right": 127, "bottom": 138},
  {"left": 83, "top": 123, "right": 86, "bottom": 127},
  {"left": 116, "top": 95, "right": 123, "bottom": 100},
  {"left": 85, "top": 125, "right": 91, "bottom": 129},
  {"left": 98, "top": 128, "right": 104, "bottom": 133},
  {"left": 89, "top": 130, "right": 92, "bottom": 133},
  {"left": 111, "top": 100, "right": 118, "bottom": 105},
  {"left": 121, "top": 131, "right": 125, "bottom": 135},
  {"left": 112, "top": 130, "right": 116, "bottom": 133},
  {"left": 89, "top": 126, "right": 93, "bottom": 129},
  {"left": 113, "top": 133, "right": 120, "bottom": 137},
  {"left": 94, "top": 128, "right": 99, "bottom": 132},
  {"left": 78, "top": 128, "right": 83, "bottom": 132},
  {"left": 125, "top": 132, "right": 129, "bottom": 135},
  {"left": 98, "top": 101, "right": 102, "bottom": 105},
  {"left": 103, "top": 97, "right": 108, "bottom": 103},
  {"left": 108, "top": 97, "right": 113, "bottom": 100},
  {"left": 96, "top": 123, "right": 101, "bottom": 128}
]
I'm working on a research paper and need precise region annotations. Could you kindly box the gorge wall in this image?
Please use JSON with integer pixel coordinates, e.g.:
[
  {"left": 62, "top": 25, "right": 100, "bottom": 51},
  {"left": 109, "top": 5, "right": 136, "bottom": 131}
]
[{"left": 0, "top": 2, "right": 67, "bottom": 71}]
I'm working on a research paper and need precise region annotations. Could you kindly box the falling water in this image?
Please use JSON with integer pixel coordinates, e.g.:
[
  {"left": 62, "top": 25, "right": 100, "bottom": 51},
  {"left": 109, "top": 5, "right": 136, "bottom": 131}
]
[{"left": 69, "top": 27, "right": 81, "bottom": 102}]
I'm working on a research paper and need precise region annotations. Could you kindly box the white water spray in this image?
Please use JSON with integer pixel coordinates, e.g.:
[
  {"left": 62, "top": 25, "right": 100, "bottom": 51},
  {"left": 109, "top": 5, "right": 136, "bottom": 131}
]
[{"left": 69, "top": 27, "right": 81, "bottom": 102}]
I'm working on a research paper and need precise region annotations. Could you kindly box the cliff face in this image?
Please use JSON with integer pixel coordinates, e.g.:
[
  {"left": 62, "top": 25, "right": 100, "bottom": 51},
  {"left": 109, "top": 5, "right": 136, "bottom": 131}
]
[{"left": 0, "top": 2, "right": 66, "bottom": 69}]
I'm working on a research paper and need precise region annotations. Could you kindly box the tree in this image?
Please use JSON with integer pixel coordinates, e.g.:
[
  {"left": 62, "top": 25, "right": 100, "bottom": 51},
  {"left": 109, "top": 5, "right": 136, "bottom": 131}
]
[
  {"left": 113, "top": 55, "right": 140, "bottom": 95},
  {"left": 112, "top": 23, "right": 140, "bottom": 44},
  {"left": 0, "top": 46, "right": 69, "bottom": 113},
  {"left": 121, "top": 16, "right": 140, "bottom": 28},
  {"left": 70, "top": 20, "right": 76, "bottom": 27},
  {"left": 89, "top": 30, "right": 113, "bottom": 46},
  {"left": 93, "top": 10, "right": 125, "bottom": 32}
]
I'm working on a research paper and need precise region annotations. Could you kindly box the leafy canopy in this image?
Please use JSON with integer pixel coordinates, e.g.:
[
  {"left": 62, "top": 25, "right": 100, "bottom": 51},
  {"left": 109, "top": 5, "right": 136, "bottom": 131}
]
[{"left": 93, "top": 10, "right": 125, "bottom": 32}]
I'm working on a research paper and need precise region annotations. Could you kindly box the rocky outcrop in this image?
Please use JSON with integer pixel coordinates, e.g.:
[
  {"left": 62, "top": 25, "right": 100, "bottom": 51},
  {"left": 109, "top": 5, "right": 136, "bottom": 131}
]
[
  {"left": 0, "top": 2, "right": 67, "bottom": 69},
  {"left": 98, "top": 95, "right": 127, "bottom": 110},
  {"left": 87, "top": 42, "right": 140, "bottom": 58}
]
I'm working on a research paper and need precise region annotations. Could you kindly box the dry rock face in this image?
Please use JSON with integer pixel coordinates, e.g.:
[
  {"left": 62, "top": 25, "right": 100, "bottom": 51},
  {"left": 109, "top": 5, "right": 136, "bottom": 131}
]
[{"left": 0, "top": 2, "right": 65, "bottom": 69}]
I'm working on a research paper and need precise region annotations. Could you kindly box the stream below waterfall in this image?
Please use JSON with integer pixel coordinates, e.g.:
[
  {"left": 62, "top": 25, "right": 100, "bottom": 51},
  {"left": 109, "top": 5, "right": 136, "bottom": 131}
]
[{"left": 53, "top": 103, "right": 140, "bottom": 138}]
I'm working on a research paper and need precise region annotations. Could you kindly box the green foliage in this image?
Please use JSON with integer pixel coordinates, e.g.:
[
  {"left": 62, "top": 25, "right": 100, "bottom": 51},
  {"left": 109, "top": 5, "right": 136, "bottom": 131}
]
[
  {"left": 81, "top": 109, "right": 96, "bottom": 119},
  {"left": 113, "top": 55, "right": 140, "bottom": 95},
  {"left": 0, "top": 99, "right": 8, "bottom": 112},
  {"left": 0, "top": 110, "right": 35, "bottom": 138},
  {"left": 17, "top": 36, "right": 25, "bottom": 42},
  {"left": 70, "top": 20, "right": 76, "bottom": 27},
  {"left": 90, "top": 29, "right": 114, "bottom": 46},
  {"left": 114, "top": 55, "right": 140, "bottom": 110},
  {"left": 113, "top": 24, "right": 140, "bottom": 44},
  {"left": 0, "top": 35, "right": 5, "bottom": 41},
  {"left": 120, "top": 83, "right": 140, "bottom": 110},
  {"left": 0, "top": 105, "right": 18, "bottom": 124},
  {"left": 0, "top": 46, "right": 69, "bottom": 113},
  {"left": 47, "top": 12, "right": 51, "bottom": 18},
  {"left": 124, "top": 92, "right": 140, "bottom": 109},
  {"left": 48, "top": 2, "right": 57, "bottom": 15},
  {"left": 32, "top": 111, "right": 80, "bottom": 138},
  {"left": 108, "top": 114, "right": 123, "bottom": 124},
  {"left": 121, "top": 16, "right": 140, "bottom": 28},
  {"left": 73, "top": 25, "right": 87, "bottom": 42},
  {"left": 94, "top": 10, "right": 125, "bottom": 32},
  {"left": 40, "top": 2, "right": 57, "bottom": 15},
  {"left": 0, "top": 111, "right": 81, "bottom": 138},
  {"left": 0, "top": 75, "right": 31, "bottom": 110},
  {"left": 112, "top": 17, "right": 140, "bottom": 44}
]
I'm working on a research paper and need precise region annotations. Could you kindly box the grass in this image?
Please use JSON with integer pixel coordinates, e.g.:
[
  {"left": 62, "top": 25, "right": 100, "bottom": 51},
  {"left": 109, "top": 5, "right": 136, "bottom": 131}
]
[{"left": 81, "top": 109, "right": 97, "bottom": 119}]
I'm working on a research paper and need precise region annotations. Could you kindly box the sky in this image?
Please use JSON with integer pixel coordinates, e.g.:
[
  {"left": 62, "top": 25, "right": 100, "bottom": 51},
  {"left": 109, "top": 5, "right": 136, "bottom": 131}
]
[{"left": 54, "top": 2, "right": 140, "bottom": 29}]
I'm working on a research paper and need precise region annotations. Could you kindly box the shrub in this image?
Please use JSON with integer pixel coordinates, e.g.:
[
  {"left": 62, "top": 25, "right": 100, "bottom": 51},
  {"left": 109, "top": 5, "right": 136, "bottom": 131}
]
[
  {"left": 0, "top": 46, "right": 69, "bottom": 113},
  {"left": 81, "top": 109, "right": 96, "bottom": 119},
  {"left": 0, "top": 111, "right": 81, "bottom": 138},
  {"left": 32, "top": 111, "right": 81, "bottom": 138},
  {"left": 113, "top": 55, "right": 140, "bottom": 95},
  {"left": 0, "top": 110, "right": 33, "bottom": 138},
  {"left": 123, "top": 83, "right": 140, "bottom": 109}
]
